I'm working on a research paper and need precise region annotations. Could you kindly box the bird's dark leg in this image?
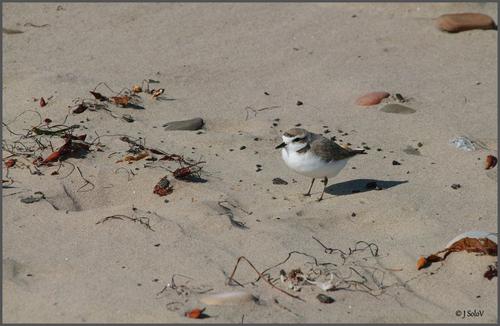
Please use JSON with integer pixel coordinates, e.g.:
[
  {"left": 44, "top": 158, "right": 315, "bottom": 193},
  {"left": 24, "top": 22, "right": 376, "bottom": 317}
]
[
  {"left": 317, "top": 177, "right": 328, "bottom": 201},
  {"left": 303, "top": 178, "right": 315, "bottom": 196}
]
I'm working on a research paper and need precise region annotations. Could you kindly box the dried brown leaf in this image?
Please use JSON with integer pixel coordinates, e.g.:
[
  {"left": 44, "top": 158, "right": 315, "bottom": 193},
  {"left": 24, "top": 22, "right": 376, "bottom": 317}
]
[
  {"left": 111, "top": 95, "right": 130, "bottom": 106},
  {"left": 89, "top": 91, "right": 108, "bottom": 101},
  {"left": 447, "top": 237, "right": 497, "bottom": 256}
]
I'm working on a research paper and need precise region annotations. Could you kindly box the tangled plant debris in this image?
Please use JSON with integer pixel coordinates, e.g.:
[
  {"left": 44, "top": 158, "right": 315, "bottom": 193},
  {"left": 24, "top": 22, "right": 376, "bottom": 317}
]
[{"left": 2, "top": 79, "right": 206, "bottom": 201}]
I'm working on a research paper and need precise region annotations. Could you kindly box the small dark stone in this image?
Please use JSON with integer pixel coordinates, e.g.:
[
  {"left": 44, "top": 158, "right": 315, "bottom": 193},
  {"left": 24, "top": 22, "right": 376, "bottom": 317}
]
[
  {"left": 20, "top": 193, "right": 45, "bottom": 204},
  {"left": 240, "top": 146, "right": 246, "bottom": 150},
  {"left": 196, "top": 131, "right": 203, "bottom": 135},
  {"left": 417, "top": 142, "right": 423, "bottom": 147},
  {"left": 26, "top": 273, "right": 33, "bottom": 277},
  {"left": 274, "top": 118, "right": 280, "bottom": 122},
  {"left": 351, "top": 212, "right": 356, "bottom": 217},
  {"left": 346, "top": 142, "right": 352, "bottom": 146},
  {"left": 352, "top": 14, "right": 357, "bottom": 18},
  {"left": 342, "top": 133, "right": 349, "bottom": 136},
  {"left": 256, "top": 164, "right": 262, "bottom": 168},
  {"left": 264, "top": 92, "right": 270, "bottom": 95},
  {"left": 272, "top": 177, "right": 288, "bottom": 185},
  {"left": 317, "top": 294, "right": 335, "bottom": 304},
  {"left": 153, "top": 278, "right": 159, "bottom": 282},
  {"left": 363, "top": 146, "right": 371, "bottom": 150},
  {"left": 324, "top": 129, "right": 330, "bottom": 134},
  {"left": 377, "top": 148, "right": 382, "bottom": 151},
  {"left": 296, "top": 101, "right": 303, "bottom": 106},
  {"left": 254, "top": 137, "right": 260, "bottom": 141},
  {"left": 330, "top": 136, "right": 337, "bottom": 141},
  {"left": 451, "top": 184, "right": 461, "bottom": 190},
  {"left": 122, "top": 114, "right": 134, "bottom": 123},
  {"left": 137, "top": 283, "right": 142, "bottom": 286},
  {"left": 229, "top": 149, "right": 234, "bottom": 151},
  {"left": 295, "top": 123, "right": 302, "bottom": 127},
  {"left": 392, "top": 160, "right": 401, "bottom": 166},
  {"left": 154, "top": 243, "right": 160, "bottom": 247},
  {"left": 272, "top": 123, "right": 278, "bottom": 127},
  {"left": 352, "top": 166, "right": 356, "bottom": 169}
]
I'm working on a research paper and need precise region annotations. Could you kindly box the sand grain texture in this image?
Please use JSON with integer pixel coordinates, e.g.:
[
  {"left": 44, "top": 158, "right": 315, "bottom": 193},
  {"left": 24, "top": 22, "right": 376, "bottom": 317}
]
[{"left": 2, "top": 3, "right": 497, "bottom": 323}]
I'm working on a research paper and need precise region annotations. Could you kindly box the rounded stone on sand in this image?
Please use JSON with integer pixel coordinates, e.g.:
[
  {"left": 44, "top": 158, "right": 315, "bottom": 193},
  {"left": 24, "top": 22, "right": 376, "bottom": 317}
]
[
  {"left": 436, "top": 13, "right": 496, "bottom": 33},
  {"left": 163, "top": 117, "right": 204, "bottom": 131},
  {"left": 356, "top": 92, "right": 390, "bottom": 106}
]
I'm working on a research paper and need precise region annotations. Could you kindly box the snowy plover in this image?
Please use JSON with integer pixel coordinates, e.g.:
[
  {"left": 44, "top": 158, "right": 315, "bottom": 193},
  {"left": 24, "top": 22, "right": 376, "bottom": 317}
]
[{"left": 276, "top": 128, "right": 365, "bottom": 201}]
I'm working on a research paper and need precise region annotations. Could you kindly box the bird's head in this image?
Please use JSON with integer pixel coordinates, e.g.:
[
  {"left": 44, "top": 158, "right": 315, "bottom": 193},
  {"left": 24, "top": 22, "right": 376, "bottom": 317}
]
[{"left": 275, "top": 128, "right": 311, "bottom": 152}]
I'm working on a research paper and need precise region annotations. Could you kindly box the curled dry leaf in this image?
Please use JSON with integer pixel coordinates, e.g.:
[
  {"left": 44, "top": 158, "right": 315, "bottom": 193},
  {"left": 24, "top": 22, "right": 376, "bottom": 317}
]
[
  {"left": 73, "top": 103, "right": 88, "bottom": 114},
  {"left": 416, "top": 256, "right": 427, "bottom": 270},
  {"left": 153, "top": 176, "right": 173, "bottom": 197},
  {"left": 447, "top": 237, "right": 497, "bottom": 255},
  {"left": 89, "top": 91, "right": 108, "bottom": 101},
  {"left": 485, "top": 155, "right": 497, "bottom": 170},
  {"left": 41, "top": 150, "right": 61, "bottom": 165},
  {"left": 44, "top": 118, "right": 52, "bottom": 124},
  {"left": 484, "top": 264, "right": 497, "bottom": 280},
  {"left": 39, "top": 97, "right": 47, "bottom": 107},
  {"left": 5, "top": 159, "right": 16, "bottom": 168},
  {"left": 151, "top": 88, "right": 165, "bottom": 98},
  {"left": 160, "top": 154, "right": 183, "bottom": 161},
  {"left": 417, "top": 231, "right": 498, "bottom": 270},
  {"left": 111, "top": 95, "right": 130, "bottom": 106},
  {"left": 185, "top": 308, "right": 206, "bottom": 319},
  {"left": 173, "top": 167, "right": 194, "bottom": 179}
]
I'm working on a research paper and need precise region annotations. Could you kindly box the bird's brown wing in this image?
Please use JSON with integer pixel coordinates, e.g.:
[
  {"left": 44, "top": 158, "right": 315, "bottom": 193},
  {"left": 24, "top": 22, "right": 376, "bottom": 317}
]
[{"left": 311, "top": 136, "right": 365, "bottom": 161}]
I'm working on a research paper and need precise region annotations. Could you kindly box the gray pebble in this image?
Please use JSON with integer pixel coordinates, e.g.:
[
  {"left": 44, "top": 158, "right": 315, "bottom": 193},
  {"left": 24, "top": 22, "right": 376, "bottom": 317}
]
[
  {"left": 380, "top": 104, "right": 416, "bottom": 114},
  {"left": 163, "top": 117, "right": 204, "bottom": 131}
]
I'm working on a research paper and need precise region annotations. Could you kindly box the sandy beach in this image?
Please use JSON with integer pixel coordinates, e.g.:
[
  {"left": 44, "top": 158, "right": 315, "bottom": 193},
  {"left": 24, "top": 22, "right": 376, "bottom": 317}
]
[{"left": 2, "top": 2, "right": 497, "bottom": 323}]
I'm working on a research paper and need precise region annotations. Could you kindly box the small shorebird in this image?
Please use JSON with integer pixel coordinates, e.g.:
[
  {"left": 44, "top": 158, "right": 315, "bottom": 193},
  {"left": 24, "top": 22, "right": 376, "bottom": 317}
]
[{"left": 276, "top": 128, "right": 365, "bottom": 201}]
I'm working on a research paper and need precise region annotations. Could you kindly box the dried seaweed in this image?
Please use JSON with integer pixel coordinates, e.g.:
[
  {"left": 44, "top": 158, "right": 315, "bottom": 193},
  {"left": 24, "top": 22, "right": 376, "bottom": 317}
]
[
  {"left": 227, "top": 256, "right": 303, "bottom": 300},
  {"left": 96, "top": 214, "right": 154, "bottom": 231}
]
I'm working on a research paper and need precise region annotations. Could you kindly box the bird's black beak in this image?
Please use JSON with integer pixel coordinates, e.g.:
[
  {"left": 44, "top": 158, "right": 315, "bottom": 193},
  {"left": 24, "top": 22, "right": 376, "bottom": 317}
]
[{"left": 275, "top": 142, "right": 286, "bottom": 149}]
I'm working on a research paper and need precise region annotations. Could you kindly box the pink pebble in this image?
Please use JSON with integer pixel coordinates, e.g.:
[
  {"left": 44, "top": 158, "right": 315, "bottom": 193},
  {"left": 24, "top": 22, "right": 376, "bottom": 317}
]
[{"left": 356, "top": 92, "right": 390, "bottom": 106}]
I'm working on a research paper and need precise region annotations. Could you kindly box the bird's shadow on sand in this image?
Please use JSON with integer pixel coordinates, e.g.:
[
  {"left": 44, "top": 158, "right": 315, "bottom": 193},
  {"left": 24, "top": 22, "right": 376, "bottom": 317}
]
[{"left": 326, "top": 179, "right": 408, "bottom": 196}]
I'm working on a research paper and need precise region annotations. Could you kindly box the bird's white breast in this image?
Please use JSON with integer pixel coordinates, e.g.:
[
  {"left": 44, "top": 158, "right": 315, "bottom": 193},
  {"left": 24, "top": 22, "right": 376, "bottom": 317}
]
[{"left": 281, "top": 148, "right": 348, "bottom": 178}]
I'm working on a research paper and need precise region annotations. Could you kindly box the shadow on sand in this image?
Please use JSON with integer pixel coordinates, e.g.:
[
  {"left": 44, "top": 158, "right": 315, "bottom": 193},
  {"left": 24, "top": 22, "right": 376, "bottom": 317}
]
[{"left": 326, "top": 179, "right": 408, "bottom": 196}]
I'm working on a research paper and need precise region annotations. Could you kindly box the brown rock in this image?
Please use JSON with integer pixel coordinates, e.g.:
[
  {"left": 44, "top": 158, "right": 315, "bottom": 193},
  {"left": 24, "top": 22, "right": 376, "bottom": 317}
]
[
  {"left": 436, "top": 13, "right": 496, "bottom": 33},
  {"left": 485, "top": 155, "right": 497, "bottom": 170},
  {"left": 356, "top": 92, "right": 390, "bottom": 106}
]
